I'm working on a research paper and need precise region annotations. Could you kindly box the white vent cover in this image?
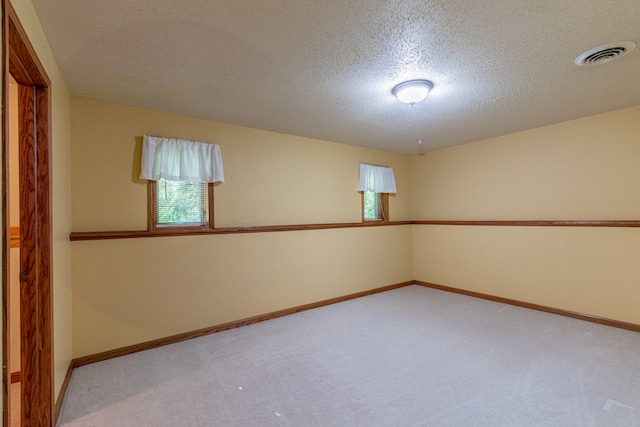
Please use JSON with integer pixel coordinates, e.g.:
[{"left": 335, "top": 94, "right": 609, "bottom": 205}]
[{"left": 575, "top": 41, "right": 636, "bottom": 66}]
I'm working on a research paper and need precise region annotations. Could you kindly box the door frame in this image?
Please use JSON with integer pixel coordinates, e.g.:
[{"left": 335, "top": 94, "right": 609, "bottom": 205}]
[{"left": 2, "top": 1, "right": 53, "bottom": 425}]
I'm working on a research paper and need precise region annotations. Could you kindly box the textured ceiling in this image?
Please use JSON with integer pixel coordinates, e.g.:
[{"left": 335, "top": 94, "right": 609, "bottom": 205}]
[{"left": 31, "top": 0, "right": 640, "bottom": 154}]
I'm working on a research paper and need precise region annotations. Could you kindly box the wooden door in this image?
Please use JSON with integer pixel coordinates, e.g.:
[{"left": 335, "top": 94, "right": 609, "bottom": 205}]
[{"left": 2, "top": 1, "right": 54, "bottom": 425}]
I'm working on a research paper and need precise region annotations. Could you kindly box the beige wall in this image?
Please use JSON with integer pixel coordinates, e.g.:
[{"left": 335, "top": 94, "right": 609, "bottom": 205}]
[
  {"left": 72, "top": 226, "right": 413, "bottom": 357},
  {"left": 70, "top": 98, "right": 640, "bottom": 357},
  {"left": 70, "top": 97, "right": 412, "bottom": 231},
  {"left": 412, "top": 106, "right": 640, "bottom": 324},
  {"left": 412, "top": 106, "right": 640, "bottom": 220},
  {"left": 9, "top": 0, "right": 74, "bottom": 400},
  {"left": 70, "top": 97, "right": 413, "bottom": 357}
]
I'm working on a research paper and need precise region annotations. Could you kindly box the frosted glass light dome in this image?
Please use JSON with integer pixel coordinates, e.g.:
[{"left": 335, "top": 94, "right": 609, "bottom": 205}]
[{"left": 392, "top": 80, "right": 434, "bottom": 105}]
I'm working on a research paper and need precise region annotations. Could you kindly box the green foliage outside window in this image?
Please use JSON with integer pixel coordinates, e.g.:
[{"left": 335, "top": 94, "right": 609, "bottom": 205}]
[
  {"left": 364, "top": 191, "right": 381, "bottom": 221},
  {"left": 156, "top": 179, "right": 205, "bottom": 225}
]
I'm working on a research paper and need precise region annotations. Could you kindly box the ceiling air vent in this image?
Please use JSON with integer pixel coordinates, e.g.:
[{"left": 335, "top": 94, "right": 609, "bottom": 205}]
[{"left": 575, "top": 41, "right": 636, "bottom": 66}]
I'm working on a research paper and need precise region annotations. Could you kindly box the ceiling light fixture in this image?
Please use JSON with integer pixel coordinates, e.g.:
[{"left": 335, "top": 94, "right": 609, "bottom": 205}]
[{"left": 392, "top": 79, "right": 434, "bottom": 105}]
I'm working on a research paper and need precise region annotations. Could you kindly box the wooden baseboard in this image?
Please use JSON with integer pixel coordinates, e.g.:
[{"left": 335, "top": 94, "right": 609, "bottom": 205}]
[
  {"left": 53, "top": 363, "right": 74, "bottom": 424},
  {"left": 72, "top": 281, "right": 414, "bottom": 367},
  {"left": 414, "top": 280, "right": 640, "bottom": 333},
  {"left": 70, "top": 280, "right": 640, "bottom": 369},
  {"left": 55, "top": 279, "right": 639, "bottom": 421},
  {"left": 10, "top": 371, "right": 20, "bottom": 384}
]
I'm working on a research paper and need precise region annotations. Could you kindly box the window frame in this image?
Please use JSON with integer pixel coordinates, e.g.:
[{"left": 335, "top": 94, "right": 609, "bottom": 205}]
[
  {"left": 361, "top": 191, "right": 389, "bottom": 223},
  {"left": 148, "top": 180, "right": 215, "bottom": 232}
]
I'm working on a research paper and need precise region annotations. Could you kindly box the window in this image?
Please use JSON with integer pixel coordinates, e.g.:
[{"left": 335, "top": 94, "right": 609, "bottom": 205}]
[
  {"left": 156, "top": 179, "right": 205, "bottom": 226},
  {"left": 149, "top": 179, "right": 214, "bottom": 230},
  {"left": 362, "top": 191, "right": 389, "bottom": 222},
  {"left": 357, "top": 163, "right": 396, "bottom": 223},
  {"left": 140, "top": 135, "right": 224, "bottom": 232}
]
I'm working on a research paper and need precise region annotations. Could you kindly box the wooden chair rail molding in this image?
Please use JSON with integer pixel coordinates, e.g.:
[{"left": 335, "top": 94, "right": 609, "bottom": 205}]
[
  {"left": 10, "top": 226, "right": 20, "bottom": 247},
  {"left": 69, "top": 220, "right": 414, "bottom": 241},
  {"left": 413, "top": 220, "right": 640, "bottom": 227},
  {"left": 69, "top": 219, "right": 640, "bottom": 241}
]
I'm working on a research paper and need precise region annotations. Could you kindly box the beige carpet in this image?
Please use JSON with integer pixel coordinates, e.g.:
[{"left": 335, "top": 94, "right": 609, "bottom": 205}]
[{"left": 57, "top": 285, "right": 640, "bottom": 426}]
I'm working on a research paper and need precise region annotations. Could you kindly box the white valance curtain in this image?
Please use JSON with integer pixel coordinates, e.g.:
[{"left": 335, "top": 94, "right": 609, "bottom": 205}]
[
  {"left": 357, "top": 163, "right": 397, "bottom": 193},
  {"left": 140, "top": 135, "right": 225, "bottom": 183}
]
